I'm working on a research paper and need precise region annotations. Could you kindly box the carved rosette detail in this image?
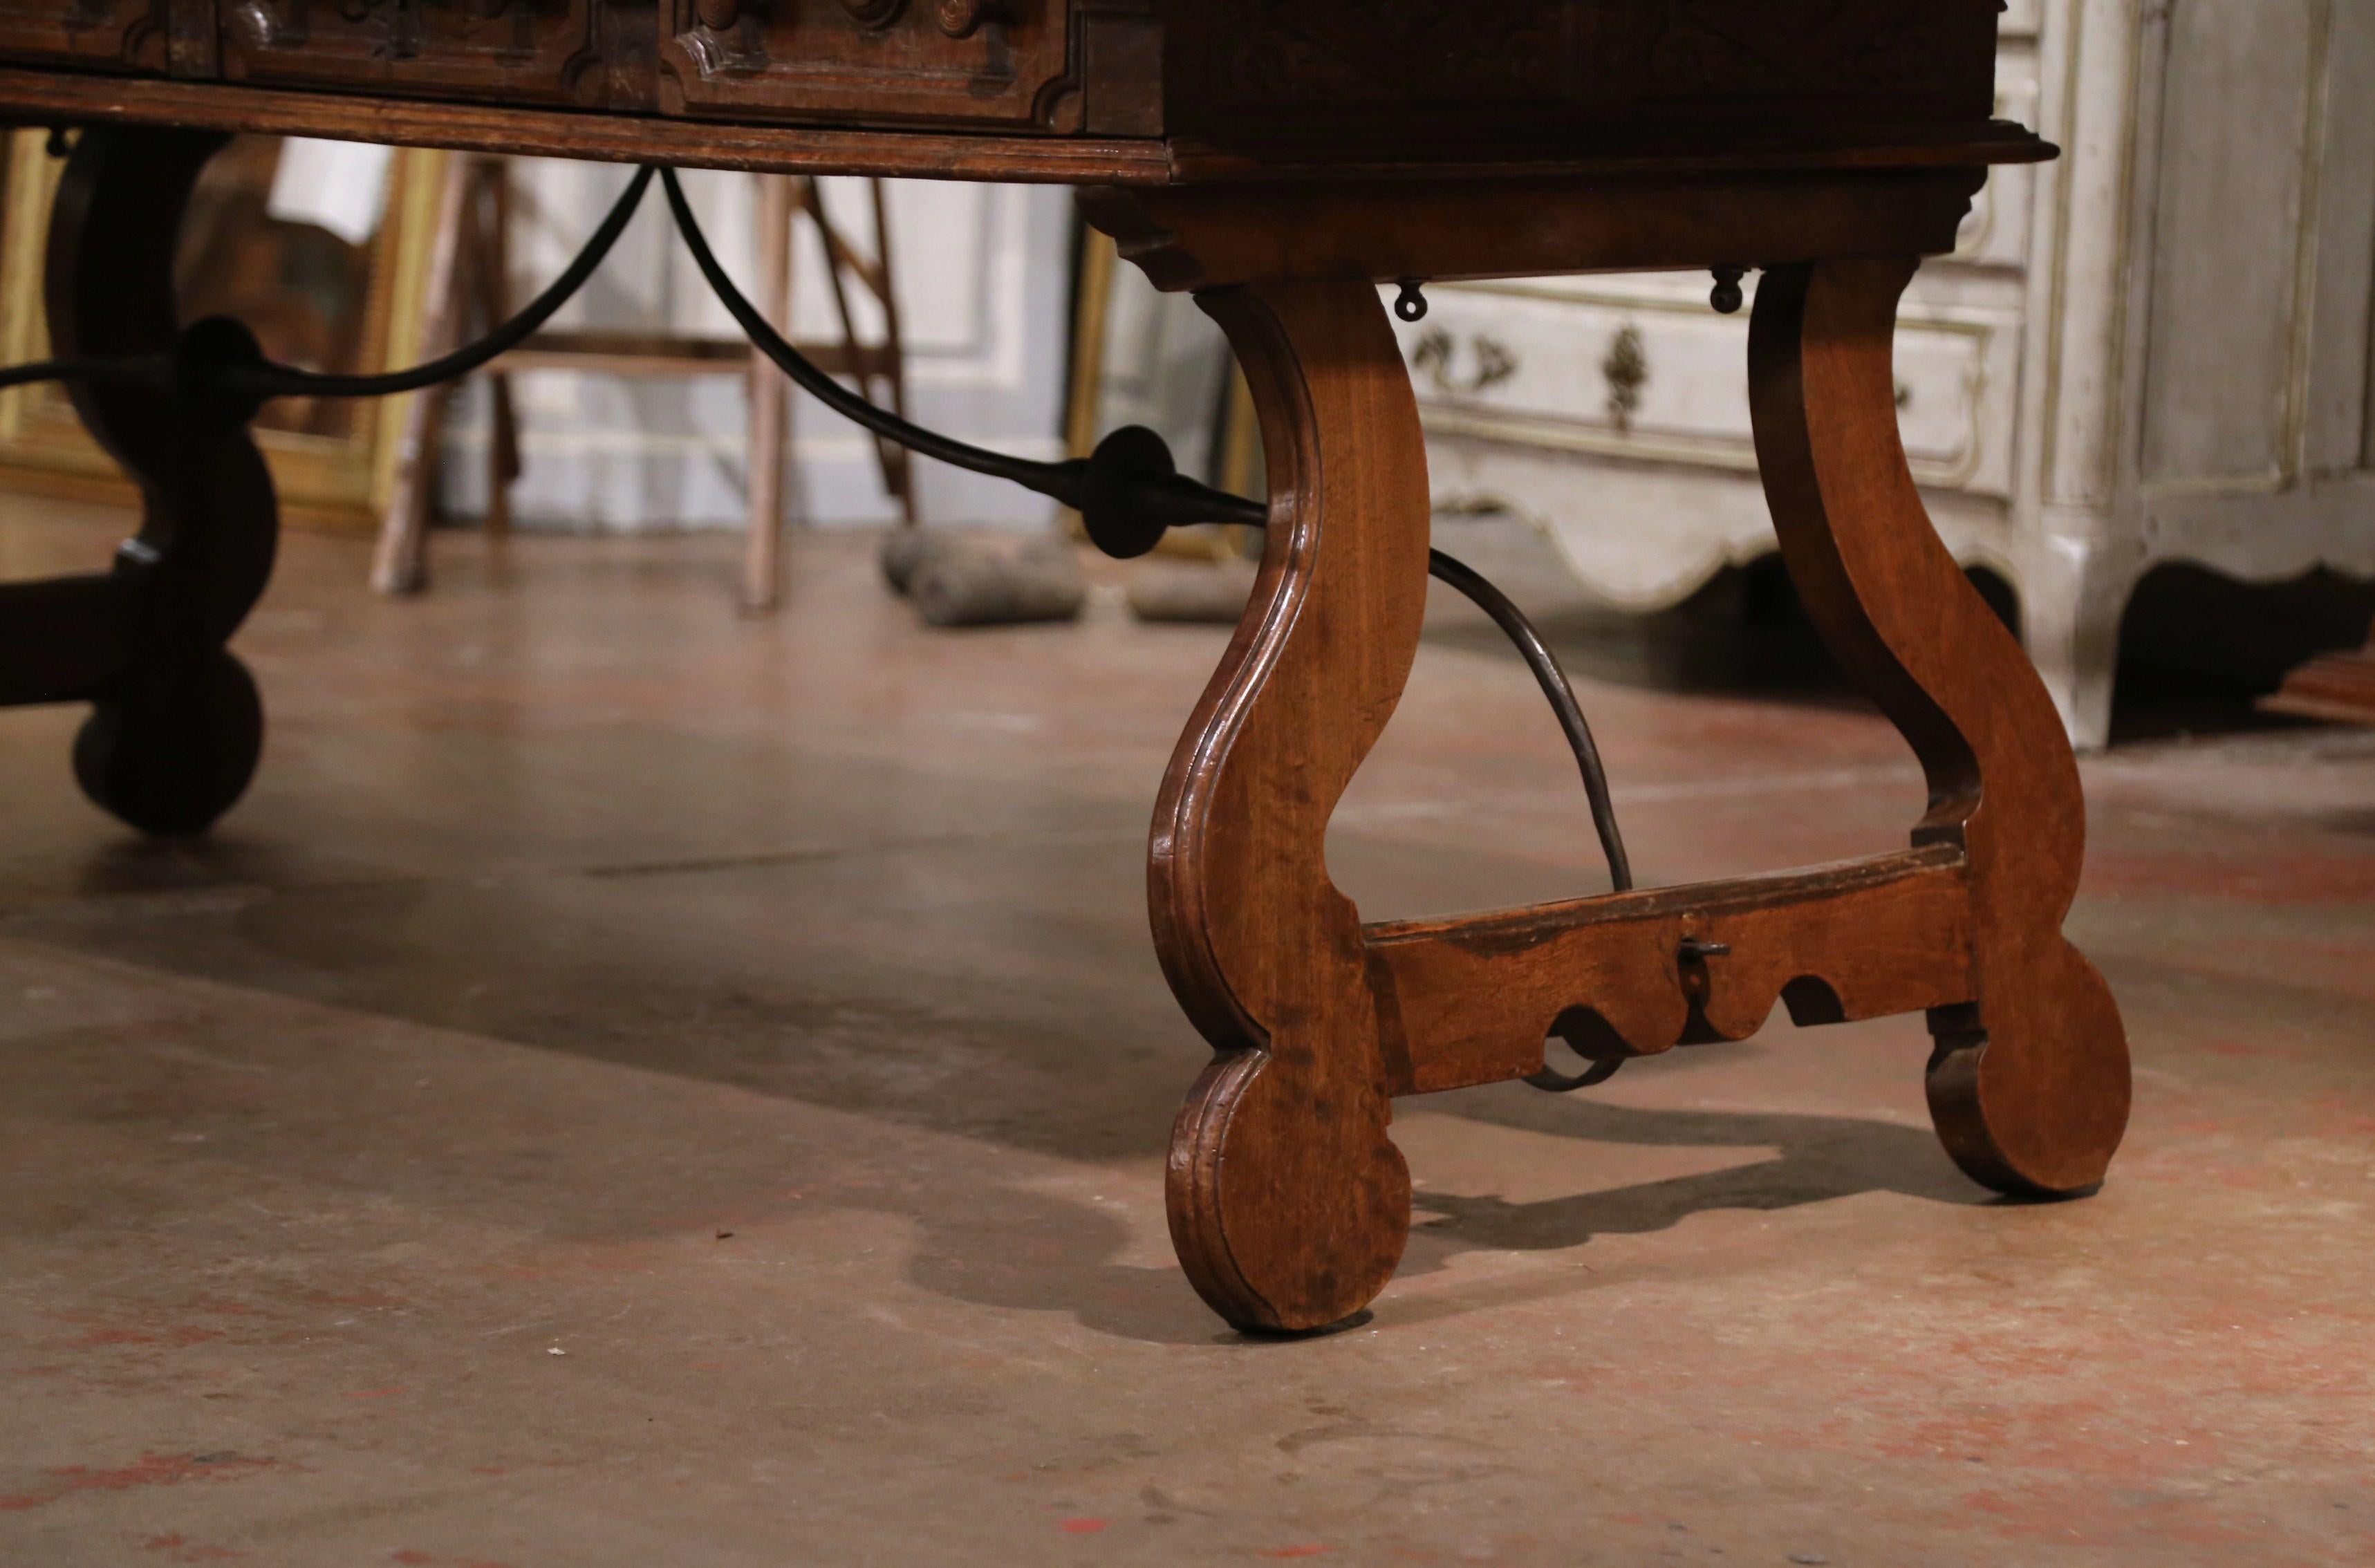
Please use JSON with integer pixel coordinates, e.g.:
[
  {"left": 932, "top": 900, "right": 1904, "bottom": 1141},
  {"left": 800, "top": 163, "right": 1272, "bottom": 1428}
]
[{"left": 935, "top": 0, "right": 991, "bottom": 38}]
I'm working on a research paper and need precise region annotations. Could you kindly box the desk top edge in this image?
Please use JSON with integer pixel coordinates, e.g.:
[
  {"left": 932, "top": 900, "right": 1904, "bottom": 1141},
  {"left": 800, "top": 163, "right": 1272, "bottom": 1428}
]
[{"left": 0, "top": 68, "right": 2052, "bottom": 189}]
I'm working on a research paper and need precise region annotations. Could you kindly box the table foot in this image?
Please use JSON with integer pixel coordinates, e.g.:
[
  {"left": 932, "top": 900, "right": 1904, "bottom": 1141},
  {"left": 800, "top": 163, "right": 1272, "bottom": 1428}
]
[
  {"left": 24, "top": 126, "right": 277, "bottom": 836},
  {"left": 71, "top": 648, "right": 263, "bottom": 837}
]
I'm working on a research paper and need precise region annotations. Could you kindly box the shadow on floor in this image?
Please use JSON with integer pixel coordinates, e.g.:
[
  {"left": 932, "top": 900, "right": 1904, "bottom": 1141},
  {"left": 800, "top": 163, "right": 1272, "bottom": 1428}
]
[
  {"left": 906, "top": 1078, "right": 1989, "bottom": 1345},
  {"left": 895, "top": 1111, "right": 1986, "bottom": 1346},
  {"left": 1428, "top": 514, "right": 2375, "bottom": 749},
  {"left": 2107, "top": 563, "right": 2375, "bottom": 746},
  {"left": 1408, "top": 1087, "right": 1986, "bottom": 1262},
  {"left": 8, "top": 833, "right": 1991, "bottom": 1345}
]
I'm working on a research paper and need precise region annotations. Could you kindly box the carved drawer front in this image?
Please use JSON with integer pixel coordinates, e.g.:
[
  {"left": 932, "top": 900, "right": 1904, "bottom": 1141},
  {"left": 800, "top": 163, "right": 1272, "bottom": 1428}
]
[
  {"left": 657, "top": 0, "right": 1075, "bottom": 129},
  {"left": 1408, "top": 281, "right": 2019, "bottom": 500},
  {"left": 0, "top": 0, "right": 171, "bottom": 73},
  {"left": 221, "top": 0, "right": 611, "bottom": 106}
]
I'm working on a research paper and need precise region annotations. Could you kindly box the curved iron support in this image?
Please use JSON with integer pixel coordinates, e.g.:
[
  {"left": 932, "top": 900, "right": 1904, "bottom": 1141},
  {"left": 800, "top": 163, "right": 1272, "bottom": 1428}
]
[
  {"left": 655, "top": 165, "right": 1260, "bottom": 556},
  {"left": 0, "top": 160, "right": 1637, "bottom": 1003},
  {"left": 0, "top": 166, "right": 658, "bottom": 418},
  {"left": 655, "top": 164, "right": 1636, "bottom": 913},
  {"left": 1422, "top": 548, "right": 1632, "bottom": 895}
]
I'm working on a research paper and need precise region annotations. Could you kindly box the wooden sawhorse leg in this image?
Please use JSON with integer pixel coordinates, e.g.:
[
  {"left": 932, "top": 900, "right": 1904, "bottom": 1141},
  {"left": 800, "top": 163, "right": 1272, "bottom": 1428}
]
[
  {"left": 3, "top": 126, "right": 275, "bottom": 837},
  {"left": 1095, "top": 178, "right": 2133, "bottom": 1334}
]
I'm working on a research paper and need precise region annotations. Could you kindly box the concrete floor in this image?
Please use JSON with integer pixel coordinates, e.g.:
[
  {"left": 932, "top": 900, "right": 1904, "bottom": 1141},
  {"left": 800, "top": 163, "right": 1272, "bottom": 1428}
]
[{"left": 2, "top": 501, "right": 2372, "bottom": 1567}]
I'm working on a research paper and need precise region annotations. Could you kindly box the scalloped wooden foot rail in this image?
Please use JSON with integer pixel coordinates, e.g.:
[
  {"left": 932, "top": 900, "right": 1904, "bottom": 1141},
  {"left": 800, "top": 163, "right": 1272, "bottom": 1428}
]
[{"left": 1097, "top": 176, "right": 2132, "bottom": 1333}]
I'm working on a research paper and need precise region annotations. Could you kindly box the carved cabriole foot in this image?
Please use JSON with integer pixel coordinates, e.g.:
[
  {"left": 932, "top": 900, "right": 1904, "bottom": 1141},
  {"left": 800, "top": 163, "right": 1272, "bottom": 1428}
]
[
  {"left": 1092, "top": 169, "right": 2125, "bottom": 1332},
  {"left": 1749, "top": 259, "right": 2130, "bottom": 1196},
  {"left": 21, "top": 126, "right": 277, "bottom": 835}
]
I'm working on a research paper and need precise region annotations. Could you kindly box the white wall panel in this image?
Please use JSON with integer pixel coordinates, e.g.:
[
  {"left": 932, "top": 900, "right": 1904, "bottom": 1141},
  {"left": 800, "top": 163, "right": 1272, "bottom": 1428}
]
[{"left": 440, "top": 162, "right": 1073, "bottom": 532}]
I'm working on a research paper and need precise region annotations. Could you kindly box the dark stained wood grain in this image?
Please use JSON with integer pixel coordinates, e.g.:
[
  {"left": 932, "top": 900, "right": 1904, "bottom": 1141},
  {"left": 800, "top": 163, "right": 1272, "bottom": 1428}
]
[
  {"left": 0, "top": 571, "right": 136, "bottom": 707},
  {"left": 1159, "top": 120, "right": 2047, "bottom": 187},
  {"left": 1162, "top": 0, "right": 2006, "bottom": 161},
  {"left": 0, "top": 66, "right": 2049, "bottom": 192},
  {"left": 219, "top": 0, "right": 613, "bottom": 106},
  {"left": 0, "top": 0, "right": 2048, "bottom": 186},
  {"left": 0, "top": 64, "right": 1172, "bottom": 183},
  {"left": 44, "top": 123, "right": 277, "bottom": 834},
  {"left": 1074, "top": 0, "right": 1161, "bottom": 136},
  {"left": 656, "top": 0, "right": 1077, "bottom": 129},
  {"left": 1086, "top": 167, "right": 1991, "bottom": 290},
  {"left": 1749, "top": 258, "right": 2131, "bottom": 1197},
  {"left": 0, "top": 0, "right": 169, "bottom": 77}
]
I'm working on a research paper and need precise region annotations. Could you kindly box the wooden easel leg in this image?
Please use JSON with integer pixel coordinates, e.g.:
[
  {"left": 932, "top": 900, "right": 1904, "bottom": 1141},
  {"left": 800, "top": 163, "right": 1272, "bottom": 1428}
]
[
  {"left": 867, "top": 179, "right": 919, "bottom": 527},
  {"left": 34, "top": 126, "right": 276, "bottom": 837},
  {"left": 1749, "top": 259, "right": 2131, "bottom": 1196},
  {"left": 742, "top": 174, "right": 795, "bottom": 615},
  {"left": 1155, "top": 279, "right": 1431, "bottom": 1333},
  {"left": 474, "top": 156, "right": 520, "bottom": 538},
  {"left": 373, "top": 150, "right": 472, "bottom": 597}
]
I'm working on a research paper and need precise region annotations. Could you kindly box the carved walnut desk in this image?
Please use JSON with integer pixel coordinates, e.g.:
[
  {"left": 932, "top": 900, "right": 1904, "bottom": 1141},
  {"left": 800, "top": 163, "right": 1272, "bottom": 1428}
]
[{"left": 0, "top": 1, "right": 2131, "bottom": 1334}]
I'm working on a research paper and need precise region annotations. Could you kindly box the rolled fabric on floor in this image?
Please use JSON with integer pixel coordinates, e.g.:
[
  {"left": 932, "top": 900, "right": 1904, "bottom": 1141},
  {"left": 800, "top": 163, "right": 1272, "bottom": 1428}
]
[
  {"left": 911, "top": 534, "right": 1087, "bottom": 628},
  {"left": 877, "top": 526, "right": 940, "bottom": 597},
  {"left": 1126, "top": 559, "right": 1259, "bottom": 624}
]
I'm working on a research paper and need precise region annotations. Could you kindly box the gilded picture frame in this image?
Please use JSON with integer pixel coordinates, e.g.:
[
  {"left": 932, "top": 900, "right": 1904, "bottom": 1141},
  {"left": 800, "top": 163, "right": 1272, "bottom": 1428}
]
[
  {"left": 0, "top": 131, "right": 450, "bottom": 534},
  {"left": 1065, "top": 216, "right": 1261, "bottom": 563}
]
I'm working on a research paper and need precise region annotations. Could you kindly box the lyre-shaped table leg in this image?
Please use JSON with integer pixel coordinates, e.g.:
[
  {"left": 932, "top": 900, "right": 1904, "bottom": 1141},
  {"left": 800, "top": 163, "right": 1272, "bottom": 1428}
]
[
  {"left": 1154, "top": 279, "right": 1431, "bottom": 1334},
  {"left": 1749, "top": 258, "right": 2132, "bottom": 1195},
  {"left": 34, "top": 126, "right": 278, "bottom": 835}
]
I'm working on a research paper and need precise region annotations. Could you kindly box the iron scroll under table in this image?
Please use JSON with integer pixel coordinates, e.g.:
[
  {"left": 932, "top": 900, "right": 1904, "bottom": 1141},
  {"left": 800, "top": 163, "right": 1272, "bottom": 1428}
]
[{"left": 0, "top": 0, "right": 2130, "bottom": 1335}]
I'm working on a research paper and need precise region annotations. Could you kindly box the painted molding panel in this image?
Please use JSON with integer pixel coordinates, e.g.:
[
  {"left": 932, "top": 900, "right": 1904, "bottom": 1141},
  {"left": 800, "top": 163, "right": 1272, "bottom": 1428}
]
[
  {"left": 1406, "top": 278, "right": 2017, "bottom": 503},
  {"left": 1397, "top": 0, "right": 2375, "bottom": 752}
]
